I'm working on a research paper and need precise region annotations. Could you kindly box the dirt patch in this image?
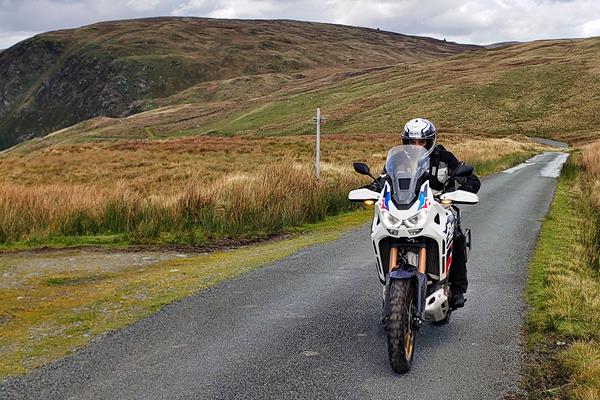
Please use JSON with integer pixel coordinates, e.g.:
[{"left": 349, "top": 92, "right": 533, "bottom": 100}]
[{"left": 0, "top": 232, "right": 290, "bottom": 289}]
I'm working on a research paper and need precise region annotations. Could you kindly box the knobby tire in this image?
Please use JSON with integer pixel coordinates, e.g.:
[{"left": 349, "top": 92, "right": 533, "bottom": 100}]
[{"left": 386, "top": 279, "right": 415, "bottom": 373}]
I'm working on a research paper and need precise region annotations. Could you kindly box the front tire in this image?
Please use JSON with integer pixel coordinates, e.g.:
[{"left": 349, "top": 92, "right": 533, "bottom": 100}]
[{"left": 385, "top": 279, "right": 415, "bottom": 373}]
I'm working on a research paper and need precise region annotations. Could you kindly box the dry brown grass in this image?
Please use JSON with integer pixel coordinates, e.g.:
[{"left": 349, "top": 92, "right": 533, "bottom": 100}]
[
  {"left": 581, "top": 140, "right": 600, "bottom": 209},
  {"left": 0, "top": 133, "right": 541, "bottom": 245},
  {"left": 0, "top": 158, "right": 362, "bottom": 244},
  {"left": 560, "top": 341, "right": 600, "bottom": 400},
  {"left": 0, "top": 134, "right": 540, "bottom": 194}
]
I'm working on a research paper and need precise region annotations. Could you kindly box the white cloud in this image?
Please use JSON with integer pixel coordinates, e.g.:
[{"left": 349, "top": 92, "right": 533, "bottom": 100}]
[
  {"left": 207, "top": 0, "right": 282, "bottom": 19},
  {"left": 0, "top": 31, "right": 37, "bottom": 49},
  {"left": 171, "top": 0, "right": 209, "bottom": 14},
  {"left": 3, "top": 0, "right": 600, "bottom": 48},
  {"left": 582, "top": 18, "right": 600, "bottom": 37},
  {"left": 127, "top": 0, "right": 160, "bottom": 11}
]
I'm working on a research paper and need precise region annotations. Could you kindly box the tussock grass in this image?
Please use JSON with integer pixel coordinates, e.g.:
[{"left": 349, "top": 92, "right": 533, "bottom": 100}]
[
  {"left": 0, "top": 135, "right": 541, "bottom": 247},
  {"left": 581, "top": 140, "right": 600, "bottom": 215},
  {"left": 0, "top": 160, "right": 361, "bottom": 245},
  {"left": 524, "top": 148, "right": 600, "bottom": 399},
  {"left": 560, "top": 341, "right": 600, "bottom": 400},
  {"left": 0, "top": 134, "right": 536, "bottom": 193}
]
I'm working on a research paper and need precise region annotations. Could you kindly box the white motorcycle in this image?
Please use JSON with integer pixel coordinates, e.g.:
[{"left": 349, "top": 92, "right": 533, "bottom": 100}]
[{"left": 349, "top": 145, "right": 479, "bottom": 373}]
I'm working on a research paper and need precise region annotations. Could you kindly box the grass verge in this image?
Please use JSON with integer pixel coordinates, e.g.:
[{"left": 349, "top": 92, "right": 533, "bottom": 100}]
[{"left": 521, "top": 154, "right": 600, "bottom": 399}]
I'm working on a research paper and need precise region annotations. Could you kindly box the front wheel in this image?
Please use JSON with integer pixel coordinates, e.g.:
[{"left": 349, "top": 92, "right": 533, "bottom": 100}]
[{"left": 385, "top": 279, "right": 416, "bottom": 373}]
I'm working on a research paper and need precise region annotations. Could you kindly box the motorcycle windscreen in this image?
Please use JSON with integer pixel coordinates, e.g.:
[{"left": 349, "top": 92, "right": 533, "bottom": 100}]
[{"left": 385, "top": 145, "right": 430, "bottom": 206}]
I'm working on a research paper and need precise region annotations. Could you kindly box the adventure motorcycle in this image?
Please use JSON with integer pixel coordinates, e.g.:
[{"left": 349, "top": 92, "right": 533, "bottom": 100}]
[{"left": 348, "top": 145, "right": 479, "bottom": 373}]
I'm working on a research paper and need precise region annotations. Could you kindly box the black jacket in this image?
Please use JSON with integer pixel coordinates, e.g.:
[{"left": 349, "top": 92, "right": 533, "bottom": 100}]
[
  {"left": 429, "top": 145, "right": 480, "bottom": 193},
  {"left": 372, "top": 144, "right": 481, "bottom": 194}
]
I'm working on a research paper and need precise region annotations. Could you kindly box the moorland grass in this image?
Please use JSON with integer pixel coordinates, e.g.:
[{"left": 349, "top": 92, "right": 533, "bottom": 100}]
[
  {"left": 0, "top": 161, "right": 361, "bottom": 246},
  {"left": 0, "top": 137, "right": 542, "bottom": 248}
]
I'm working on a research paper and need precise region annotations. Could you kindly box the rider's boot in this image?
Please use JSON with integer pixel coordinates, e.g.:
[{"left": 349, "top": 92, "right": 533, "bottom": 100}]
[{"left": 450, "top": 292, "right": 466, "bottom": 309}]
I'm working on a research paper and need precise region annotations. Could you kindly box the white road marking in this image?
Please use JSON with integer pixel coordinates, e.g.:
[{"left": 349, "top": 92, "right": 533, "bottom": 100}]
[{"left": 540, "top": 152, "right": 569, "bottom": 178}]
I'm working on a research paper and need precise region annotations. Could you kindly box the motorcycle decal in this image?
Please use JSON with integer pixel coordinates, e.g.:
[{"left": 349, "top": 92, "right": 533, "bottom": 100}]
[
  {"left": 380, "top": 184, "right": 391, "bottom": 211},
  {"left": 445, "top": 243, "right": 453, "bottom": 273},
  {"left": 443, "top": 214, "right": 455, "bottom": 238},
  {"left": 417, "top": 183, "right": 431, "bottom": 210}
]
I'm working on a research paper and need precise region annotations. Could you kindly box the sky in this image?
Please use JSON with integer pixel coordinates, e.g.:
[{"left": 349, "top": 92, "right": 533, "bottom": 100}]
[{"left": 2, "top": 0, "right": 600, "bottom": 49}]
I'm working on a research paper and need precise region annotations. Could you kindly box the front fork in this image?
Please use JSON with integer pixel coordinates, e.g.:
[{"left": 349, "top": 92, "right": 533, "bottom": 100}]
[{"left": 383, "top": 246, "right": 427, "bottom": 329}]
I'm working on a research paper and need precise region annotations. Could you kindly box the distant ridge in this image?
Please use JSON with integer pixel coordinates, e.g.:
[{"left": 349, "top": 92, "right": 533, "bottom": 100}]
[
  {"left": 0, "top": 17, "right": 480, "bottom": 150},
  {"left": 484, "top": 41, "right": 522, "bottom": 49}
]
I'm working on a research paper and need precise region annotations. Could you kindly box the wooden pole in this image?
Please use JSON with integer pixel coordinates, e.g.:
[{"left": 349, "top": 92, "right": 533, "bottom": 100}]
[{"left": 316, "top": 107, "right": 321, "bottom": 180}]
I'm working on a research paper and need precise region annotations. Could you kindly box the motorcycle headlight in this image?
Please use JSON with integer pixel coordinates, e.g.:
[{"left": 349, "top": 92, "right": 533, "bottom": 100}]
[
  {"left": 403, "top": 209, "right": 429, "bottom": 228},
  {"left": 381, "top": 210, "right": 402, "bottom": 230}
]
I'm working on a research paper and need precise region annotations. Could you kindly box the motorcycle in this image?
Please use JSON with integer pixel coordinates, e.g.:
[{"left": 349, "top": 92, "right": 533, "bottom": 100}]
[{"left": 348, "top": 145, "right": 479, "bottom": 373}]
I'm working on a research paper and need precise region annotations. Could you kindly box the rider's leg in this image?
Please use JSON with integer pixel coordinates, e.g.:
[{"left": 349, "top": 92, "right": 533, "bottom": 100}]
[{"left": 449, "top": 226, "right": 468, "bottom": 307}]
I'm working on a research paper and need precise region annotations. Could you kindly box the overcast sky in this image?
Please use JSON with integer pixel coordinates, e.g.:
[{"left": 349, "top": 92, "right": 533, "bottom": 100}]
[{"left": 2, "top": 0, "right": 600, "bottom": 49}]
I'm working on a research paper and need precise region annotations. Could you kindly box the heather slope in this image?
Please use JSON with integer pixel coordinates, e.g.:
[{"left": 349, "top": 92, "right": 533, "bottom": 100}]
[
  {"left": 0, "top": 17, "right": 479, "bottom": 150},
  {"left": 29, "top": 37, "right": 600, "bottom": 148}
]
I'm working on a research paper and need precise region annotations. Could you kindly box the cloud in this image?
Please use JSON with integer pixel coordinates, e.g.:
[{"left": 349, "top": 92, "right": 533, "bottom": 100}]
[
  {"left": 0, "top": 30, "right": 37, "bottom": 49},
  {"left": 127, "top": 0, "right": 161, "bottom": 11},
  {"left": 582, "top": 18, "right": 600, "bottom": 37},
  {"left": 2, "top": 0, "right": 600, "bottom": 48}
]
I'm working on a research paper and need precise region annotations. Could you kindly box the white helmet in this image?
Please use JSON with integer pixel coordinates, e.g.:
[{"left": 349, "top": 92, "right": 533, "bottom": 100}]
[{"left": 402, "top": 118, "right": 436, "bottom": 154}]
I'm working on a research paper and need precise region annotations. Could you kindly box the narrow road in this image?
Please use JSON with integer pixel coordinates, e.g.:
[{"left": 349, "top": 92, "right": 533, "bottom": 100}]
[{"left": 1, "top": 151, "right": 568, "bottom": 400}]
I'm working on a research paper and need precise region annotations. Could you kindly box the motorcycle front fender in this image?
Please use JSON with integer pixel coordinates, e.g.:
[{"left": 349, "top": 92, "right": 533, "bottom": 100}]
[{"left": 383, "top": 267, "right": 427, "bottom": 321}]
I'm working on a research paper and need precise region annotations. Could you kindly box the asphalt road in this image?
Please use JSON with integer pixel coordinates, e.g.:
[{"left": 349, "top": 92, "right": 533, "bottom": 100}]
[
  {"left": 1, "top": 151, "right": 568, "bottom": 400},
  {"left": 530, "top": 136, "right": 569, "bottom": 148}
]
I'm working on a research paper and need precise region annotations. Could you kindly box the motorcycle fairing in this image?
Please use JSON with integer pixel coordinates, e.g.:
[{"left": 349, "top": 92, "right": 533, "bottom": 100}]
[{"left": 371, "top": 180, "right": 453, "bottom": 284}]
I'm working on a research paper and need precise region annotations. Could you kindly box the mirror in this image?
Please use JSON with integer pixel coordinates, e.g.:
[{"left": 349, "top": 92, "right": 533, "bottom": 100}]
[
  {"left": 452, "top": 165, "right": 474, "bottom": 178},
  {"left": 353, "top": 162, "right": 371, "bottom": 176}
]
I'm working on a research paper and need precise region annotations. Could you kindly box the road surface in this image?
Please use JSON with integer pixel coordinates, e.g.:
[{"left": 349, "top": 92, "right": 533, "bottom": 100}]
[{"left": 1, "top": 151, "right": 569, "bottom": 400}]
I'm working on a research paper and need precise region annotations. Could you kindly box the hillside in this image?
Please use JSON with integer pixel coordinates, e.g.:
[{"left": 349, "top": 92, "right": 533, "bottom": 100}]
[
  {"left": 18, "top": 36, "right": 600, "bottom": 151},
  {"left": 0, "top": 17, "right": 479, "bottom": 150}
]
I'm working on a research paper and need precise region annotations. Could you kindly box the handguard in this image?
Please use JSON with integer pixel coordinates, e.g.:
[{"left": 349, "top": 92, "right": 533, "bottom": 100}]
[
  {"left": 439, "top": 190, "right": 479, "bottom": 205},
  {"left": 348, "top": 188, "right": 379, "bottom": 202}
]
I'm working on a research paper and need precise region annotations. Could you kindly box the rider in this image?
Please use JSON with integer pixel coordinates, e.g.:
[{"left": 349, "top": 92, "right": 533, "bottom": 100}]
[{"left": 372, "top": 118, "right": 480, "bottom": 308}]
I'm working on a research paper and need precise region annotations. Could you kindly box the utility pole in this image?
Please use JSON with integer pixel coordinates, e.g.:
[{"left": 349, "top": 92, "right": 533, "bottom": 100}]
[
  {"left": 316, "top": 107, "right": 321, "bottom": 180},
  {"left": 312, "top": 107, "right": 326, "bottom": 180}
]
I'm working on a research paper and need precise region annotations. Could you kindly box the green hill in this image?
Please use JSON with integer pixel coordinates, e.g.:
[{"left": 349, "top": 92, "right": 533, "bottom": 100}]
[
  {"left": 15, "top": 35, "right": 600, "bottom": 152},
  {"left": 0, "top": 17, "right": 479, "bottom": 150}
]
